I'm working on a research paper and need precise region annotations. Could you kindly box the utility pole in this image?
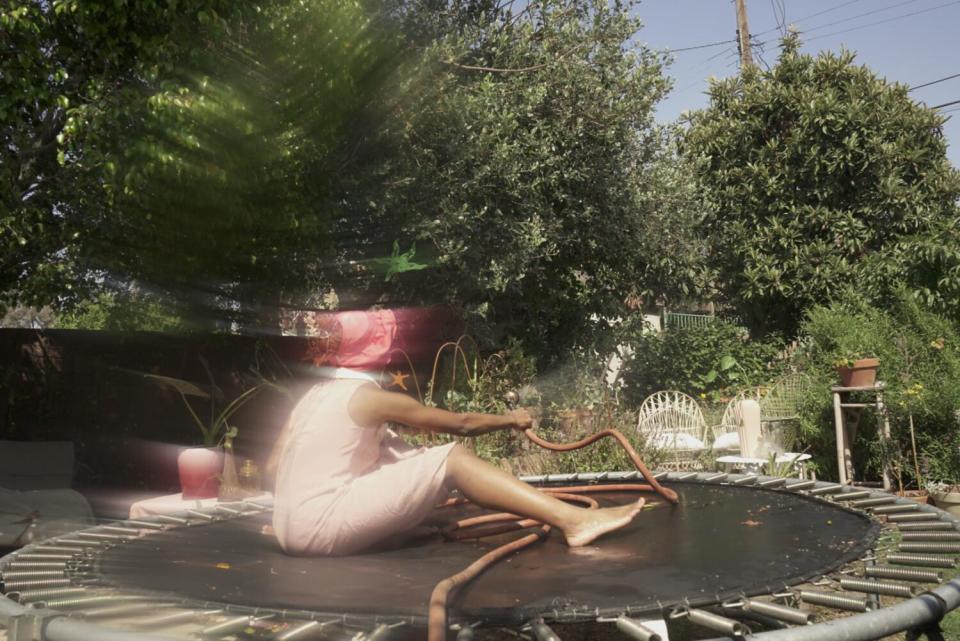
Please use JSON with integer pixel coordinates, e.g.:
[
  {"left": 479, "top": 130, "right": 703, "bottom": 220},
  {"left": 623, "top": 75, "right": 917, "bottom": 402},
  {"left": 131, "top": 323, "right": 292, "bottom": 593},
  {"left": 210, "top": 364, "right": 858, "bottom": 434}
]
[{"left": 735, "top": 0, "right": 753, "bottom": 69}]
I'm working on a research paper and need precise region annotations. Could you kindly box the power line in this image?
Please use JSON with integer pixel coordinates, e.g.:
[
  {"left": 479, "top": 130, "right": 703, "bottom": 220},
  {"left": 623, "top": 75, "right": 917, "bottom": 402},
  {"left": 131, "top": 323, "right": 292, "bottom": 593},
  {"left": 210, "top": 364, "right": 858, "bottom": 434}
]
[
  {"left": 754, "top": 0, "right": 867, "bottom": 36},
  {"left": 800, "top": 0, "right": 925, "bottom": 35},
  {"left": 667, "top": 39, "right": 736, "bottom": 54},
  {"left": 932, "top": 98, "right": 960, "bottom": 109},
  {"left": 804, "top": 0, "right": 960, "bottom": 43},
  {"left": 910, "top": 73, "right": 960, "bottom": 92}
]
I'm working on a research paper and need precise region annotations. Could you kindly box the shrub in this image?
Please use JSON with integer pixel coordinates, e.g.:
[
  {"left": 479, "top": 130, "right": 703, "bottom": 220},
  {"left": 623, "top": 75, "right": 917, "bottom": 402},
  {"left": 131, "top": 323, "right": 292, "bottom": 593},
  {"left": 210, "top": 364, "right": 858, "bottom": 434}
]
[
  {"left": 618, "top": 319, "right": 786, "bottom": 406},
  {"left": 796, "top": 291, "right": 960, "bottom": 485}
]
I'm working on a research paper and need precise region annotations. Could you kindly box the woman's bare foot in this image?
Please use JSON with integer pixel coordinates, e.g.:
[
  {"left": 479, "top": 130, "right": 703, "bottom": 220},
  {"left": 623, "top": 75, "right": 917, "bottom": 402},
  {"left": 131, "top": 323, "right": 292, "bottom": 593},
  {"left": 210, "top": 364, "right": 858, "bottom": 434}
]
[{"left": 563, "top": 499, "right": 646, "bottom": 547}]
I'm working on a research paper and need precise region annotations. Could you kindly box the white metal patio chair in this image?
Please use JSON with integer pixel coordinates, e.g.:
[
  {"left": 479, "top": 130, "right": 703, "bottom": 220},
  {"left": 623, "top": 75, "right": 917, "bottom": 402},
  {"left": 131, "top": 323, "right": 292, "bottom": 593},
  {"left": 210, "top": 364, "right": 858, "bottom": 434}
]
[{"left": 637, "top": 391, "right": 709, "bottom": 470}]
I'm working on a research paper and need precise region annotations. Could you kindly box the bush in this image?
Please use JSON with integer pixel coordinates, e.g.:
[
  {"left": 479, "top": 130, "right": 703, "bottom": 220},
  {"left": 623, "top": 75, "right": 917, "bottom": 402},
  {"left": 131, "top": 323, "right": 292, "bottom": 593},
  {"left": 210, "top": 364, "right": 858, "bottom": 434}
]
[
  {"left": 618, "top": 319, "right": 785, "bottom": 406},
  {"left": 796, "top": 292, "right": 960, "bottom": 485}
]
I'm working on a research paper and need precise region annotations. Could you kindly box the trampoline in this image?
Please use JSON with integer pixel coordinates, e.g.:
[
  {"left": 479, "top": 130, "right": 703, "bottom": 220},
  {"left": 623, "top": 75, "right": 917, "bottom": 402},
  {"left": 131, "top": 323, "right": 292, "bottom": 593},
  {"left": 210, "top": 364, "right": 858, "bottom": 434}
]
[{"left": 2, "top": 471, "right": 960, "bottom": 641}]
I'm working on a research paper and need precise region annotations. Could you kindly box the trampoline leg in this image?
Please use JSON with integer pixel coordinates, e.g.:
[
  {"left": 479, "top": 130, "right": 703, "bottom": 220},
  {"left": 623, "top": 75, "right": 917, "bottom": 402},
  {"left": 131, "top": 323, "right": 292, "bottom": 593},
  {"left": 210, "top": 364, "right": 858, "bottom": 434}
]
[
  {"left": 529, "top": 620, "right": 562, "bottom": 641},
  {"left": 906, "top": 623, "right": 946, "bottom": 641}
]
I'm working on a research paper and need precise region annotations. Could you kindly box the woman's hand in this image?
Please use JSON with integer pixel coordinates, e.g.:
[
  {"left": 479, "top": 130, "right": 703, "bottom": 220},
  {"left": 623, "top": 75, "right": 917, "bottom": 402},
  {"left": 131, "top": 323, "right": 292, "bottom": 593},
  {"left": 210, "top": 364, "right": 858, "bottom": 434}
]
[{"left": 506, "top": 408, "right": 534, "bottom": 432}]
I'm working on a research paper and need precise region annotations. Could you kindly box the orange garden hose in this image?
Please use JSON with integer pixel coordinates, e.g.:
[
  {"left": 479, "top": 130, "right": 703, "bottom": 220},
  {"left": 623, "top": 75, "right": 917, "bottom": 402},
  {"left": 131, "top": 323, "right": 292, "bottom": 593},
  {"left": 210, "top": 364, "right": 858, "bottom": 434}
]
[{"left": 426, "top": 426, "right": 680, "bottom": 641}]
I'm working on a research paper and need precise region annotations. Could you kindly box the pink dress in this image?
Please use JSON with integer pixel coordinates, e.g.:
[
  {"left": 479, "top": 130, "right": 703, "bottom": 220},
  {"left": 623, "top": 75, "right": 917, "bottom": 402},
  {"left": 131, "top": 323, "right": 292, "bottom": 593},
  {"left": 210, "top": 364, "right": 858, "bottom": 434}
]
[{"left": 273, "top": 378, "right": 456, "bottom": 556}]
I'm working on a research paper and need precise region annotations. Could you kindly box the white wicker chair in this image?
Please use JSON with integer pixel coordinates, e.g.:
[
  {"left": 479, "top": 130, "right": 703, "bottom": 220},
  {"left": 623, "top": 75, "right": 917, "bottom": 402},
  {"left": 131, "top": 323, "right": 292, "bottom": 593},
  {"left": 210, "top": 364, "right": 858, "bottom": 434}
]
[
  {"left": 637, "top": 391, "right": 709, "bottom": 470},
  {"left": 710, "top": 395, "right": 747, "bottom": 453}
]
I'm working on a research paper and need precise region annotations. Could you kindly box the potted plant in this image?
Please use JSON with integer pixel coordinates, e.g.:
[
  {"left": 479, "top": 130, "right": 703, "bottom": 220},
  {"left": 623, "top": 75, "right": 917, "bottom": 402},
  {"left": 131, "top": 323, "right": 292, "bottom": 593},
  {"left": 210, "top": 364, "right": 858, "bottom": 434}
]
[
  {"left": 926, "top": 481, "right": 960, "bottom": 518},
  {"left": 833, "top": 355, "right": 881, "bottom": 387},
  {"left": 137, "top": 365, "right": 261, "bottom": 499}
]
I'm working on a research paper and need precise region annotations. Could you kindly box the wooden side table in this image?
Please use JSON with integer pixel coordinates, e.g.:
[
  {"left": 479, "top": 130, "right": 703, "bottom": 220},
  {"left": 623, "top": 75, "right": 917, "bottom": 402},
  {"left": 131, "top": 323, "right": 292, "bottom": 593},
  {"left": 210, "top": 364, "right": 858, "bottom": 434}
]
[{"left": 831, "top": 382, "right": 892, "bottom": 489}]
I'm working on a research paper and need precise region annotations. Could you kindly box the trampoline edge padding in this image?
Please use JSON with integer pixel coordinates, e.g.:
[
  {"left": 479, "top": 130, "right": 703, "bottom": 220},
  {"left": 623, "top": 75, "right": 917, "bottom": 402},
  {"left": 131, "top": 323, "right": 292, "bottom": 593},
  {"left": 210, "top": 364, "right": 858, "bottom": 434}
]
[{"left": 699, "top": 578, "right": 960, "bottom": 641}]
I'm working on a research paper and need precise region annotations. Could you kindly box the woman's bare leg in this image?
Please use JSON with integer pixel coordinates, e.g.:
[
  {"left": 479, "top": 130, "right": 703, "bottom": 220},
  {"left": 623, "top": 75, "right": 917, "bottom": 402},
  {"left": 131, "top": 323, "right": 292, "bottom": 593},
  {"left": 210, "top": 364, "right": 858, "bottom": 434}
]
[{"left": 444, "top": 444, "right": 643, "bottom": 546}]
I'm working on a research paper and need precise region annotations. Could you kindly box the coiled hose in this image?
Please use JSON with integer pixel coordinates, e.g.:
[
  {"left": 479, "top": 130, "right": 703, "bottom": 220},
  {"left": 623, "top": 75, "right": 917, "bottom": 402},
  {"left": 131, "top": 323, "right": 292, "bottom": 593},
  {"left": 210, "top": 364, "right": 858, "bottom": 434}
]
[{"left": 427, "top": 426, "right": 679, "bottom": 640}]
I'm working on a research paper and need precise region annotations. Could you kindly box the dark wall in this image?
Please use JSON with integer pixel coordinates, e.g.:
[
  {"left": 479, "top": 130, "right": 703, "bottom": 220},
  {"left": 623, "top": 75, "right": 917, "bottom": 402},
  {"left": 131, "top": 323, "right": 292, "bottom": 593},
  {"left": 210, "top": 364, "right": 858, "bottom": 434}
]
[{"left": 0, "top": 317, "right": 454, "bottom": 493}]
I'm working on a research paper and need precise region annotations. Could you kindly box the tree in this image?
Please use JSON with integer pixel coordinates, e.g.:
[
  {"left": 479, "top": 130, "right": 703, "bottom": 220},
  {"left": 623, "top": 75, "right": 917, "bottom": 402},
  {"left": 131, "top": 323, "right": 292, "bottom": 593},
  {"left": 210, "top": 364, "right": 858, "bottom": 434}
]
[
  {"left": 684, "top": 35, "right": 960, "bottom": 336},
  {"left": 343, "top": 0, "right": 676, "bottom": 360},
  {"left": 1, "top": 0, "right": 266, "bottom": 312}
]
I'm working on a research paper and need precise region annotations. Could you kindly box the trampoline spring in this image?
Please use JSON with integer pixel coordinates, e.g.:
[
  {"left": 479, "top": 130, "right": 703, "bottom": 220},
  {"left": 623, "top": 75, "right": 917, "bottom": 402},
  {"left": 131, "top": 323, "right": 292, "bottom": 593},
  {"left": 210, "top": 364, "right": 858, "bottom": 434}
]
[
  {"left": 156, "top": 514, "right": 189, "bottom": 525},
  {"left": 835, "top": 490, "right": 873, "bottom": 501},
  {"left": 123, "top": 520, "right": 166, "bottom": 530},
  {"left": 3, "top": 578, "right": 74, "bottom": 591},
  {"left": 865, "top": 566, "right": 942, "bottom": 583},
  {"left": 1, "top": 571, "right": 67, "bottom": 580},
  {"left": 98, "top": 526, "right": 144, "bottom": 536},
  {"left": 758, "top": 478, "right": 787, "bottom": 488},
  {"left": 214, "top": 505, "right": 242, "bottom": 515},
  {"left": 741, "top": 599, "right": 813, "bottom": 626},
  {"left": 624, "top": 471, "right": 641, "bottom": 480},
  {"left": 733, "top": 476, "right": 759, "bottom": 485},
  {"left": 809, "top": 484, "right": 844, "bottom": 496},
  {"left": 131, "top": 608, "right": 224, "bottom": 628},
  {"left": 850, "top": 497, "right": 897, "bottom": 508},
  {"left": 899, "top": 542, "right": 960, "bottom": 553},
  {"left": 54, "top": 538, "right": 100, "bottom": 546},
  {"left": 5, "top": 562, "right": 68, "bottom": 570},
  {"left": 902, "top": 532, "right": 960, "bottom": 541},
  {"left": 15, "top": 587, "right": 88, "bottom": 602},
  {"left": 42, "top": 594, "right": 153, "bottom": 610},
  {"left": 886, "top": 553, "right": 957, "bottom": 568},
  {"left": 29, "top": 546, "right": 89, "bottom": 554},
  {"left": 704, "top": 473, "right": 728, "bottom": 483},
  {"left": 11, "top": 554, "right": 75, "bottom": 561},
  {"left": 653, "top": 471, "right": 669, "bottom": 480},
  {"left": 839, "top": 578, "right": 914, "bottom": 598},
  {"left": 785, "top": 480, "right": 817, "bottom": 491},
  {"left": 529, "top": 621, "right": 562, "bottom": 641},
  {"left": 897, "top": 521, "right": 955, "bottom": 531},
  {"left": 874, "top": 504, "right": 921, "bottom": 514},
  {"left": 615, "top": 616, "right": 662, "bottom": 641},
  {"left": 799, "top": 591, "right": 869, "bottom": 612},
  {"left": 81, "top": 602, "right": 175, "bottom": 620},
  {"left": 684, "top": 609, "right": 748, "bottom": 637},
  {"left": 889, "top": 513, "right": 942, "bottom": 522},
  {"left": 186, "top": 510, "right": 216, "bottom": 521},
  {"left": 276, "top": 620, "right": 326, "bottom": 641},
  {"left": 200, "top": 614, "right": 273, "bottom": 638},
  {"left": 75, "top": 531, "right": 127, "bottom": 541}
]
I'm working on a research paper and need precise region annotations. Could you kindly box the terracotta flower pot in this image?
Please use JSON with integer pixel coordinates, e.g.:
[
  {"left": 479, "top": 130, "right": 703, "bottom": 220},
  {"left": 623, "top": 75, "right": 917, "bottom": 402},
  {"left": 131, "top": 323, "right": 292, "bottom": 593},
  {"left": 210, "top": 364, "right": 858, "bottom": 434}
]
[
  {"left": 836, "top": 358, "right": 880, "bottom": 387},
  {"left": 178, "top": 447, "right": 223, "bottom": 499}
]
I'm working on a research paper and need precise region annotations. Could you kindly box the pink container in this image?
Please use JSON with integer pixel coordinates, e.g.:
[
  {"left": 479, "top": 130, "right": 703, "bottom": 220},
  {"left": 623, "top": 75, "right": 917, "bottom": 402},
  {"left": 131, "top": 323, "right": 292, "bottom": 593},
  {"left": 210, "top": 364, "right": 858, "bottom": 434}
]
[{"left": 178, "top": 447, "right": 223, "bottom": 499}]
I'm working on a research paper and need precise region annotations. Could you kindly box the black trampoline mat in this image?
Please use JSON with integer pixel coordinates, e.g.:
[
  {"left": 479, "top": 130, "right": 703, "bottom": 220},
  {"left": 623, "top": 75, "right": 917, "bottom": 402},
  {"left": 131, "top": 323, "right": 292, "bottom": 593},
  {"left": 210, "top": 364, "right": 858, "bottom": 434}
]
[{"left": 96, "top": 483, "right": 879, "bottom": 621}]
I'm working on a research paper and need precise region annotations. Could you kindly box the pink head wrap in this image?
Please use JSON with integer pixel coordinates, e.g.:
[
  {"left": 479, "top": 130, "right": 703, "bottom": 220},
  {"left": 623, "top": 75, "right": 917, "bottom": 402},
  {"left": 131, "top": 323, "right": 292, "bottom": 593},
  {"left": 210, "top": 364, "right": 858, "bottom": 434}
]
[{"left": 305, "top": 309, "right": 398, "bottom": 371}]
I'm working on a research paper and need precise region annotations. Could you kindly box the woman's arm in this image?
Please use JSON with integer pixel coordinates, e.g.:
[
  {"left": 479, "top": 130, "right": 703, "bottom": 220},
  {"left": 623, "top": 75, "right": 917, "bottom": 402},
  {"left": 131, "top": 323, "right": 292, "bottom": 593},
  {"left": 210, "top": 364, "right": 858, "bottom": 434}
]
[{"left": 348, "top": 384, "right": 531, "bottom": 436}]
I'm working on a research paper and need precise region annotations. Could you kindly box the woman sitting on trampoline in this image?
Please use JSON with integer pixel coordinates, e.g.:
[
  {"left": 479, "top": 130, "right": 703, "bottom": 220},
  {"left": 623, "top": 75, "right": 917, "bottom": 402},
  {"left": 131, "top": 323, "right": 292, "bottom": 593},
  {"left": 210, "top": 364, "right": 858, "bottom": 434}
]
[{"left": 270, "top": 310, "right": 644, "bottom": 557}]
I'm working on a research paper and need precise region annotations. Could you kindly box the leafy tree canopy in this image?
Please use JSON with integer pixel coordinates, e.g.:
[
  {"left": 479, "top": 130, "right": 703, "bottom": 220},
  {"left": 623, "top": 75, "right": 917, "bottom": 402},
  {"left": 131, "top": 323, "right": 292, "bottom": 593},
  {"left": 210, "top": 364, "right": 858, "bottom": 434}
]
[
  {"left": 1, "top": 0, "right": 267, "bottom": 311},
  {"left": 347, "top": 0, "right": 677, "bottom": 360},
  {"left": 684, "top": 35, "right": 960, "bottom": 337}
]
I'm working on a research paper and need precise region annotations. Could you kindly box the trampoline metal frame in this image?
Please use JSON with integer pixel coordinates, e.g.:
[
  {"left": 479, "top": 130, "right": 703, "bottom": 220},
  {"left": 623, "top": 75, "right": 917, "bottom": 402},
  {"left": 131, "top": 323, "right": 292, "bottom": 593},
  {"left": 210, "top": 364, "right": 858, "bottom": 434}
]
[{"left": 1, "top": 472, "right": 959, "bottom": 641}]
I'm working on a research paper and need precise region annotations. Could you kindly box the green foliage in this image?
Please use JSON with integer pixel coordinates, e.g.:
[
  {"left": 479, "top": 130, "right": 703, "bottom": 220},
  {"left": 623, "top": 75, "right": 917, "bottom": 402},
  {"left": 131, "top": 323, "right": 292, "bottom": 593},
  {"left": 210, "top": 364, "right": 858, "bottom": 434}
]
[
  {"left": 684, "top": 35, "right": 960, "bottom": 337},
  {"left": 350, "top": 0, "right": 678, "bottom": 361},
  {"left": 619, "top": 319, "right": 785, "bottom": 405},
  {"left": 796, "top": 292, "right": 960, "bottom": 484},
  {"left": 55, "top": 292, "right": 186, "bottom": 332},
  {"left": 133, "top": 357, "right": 262, "bottom": 446},
  {"left": 1, "top": 0, "right": 266, "bottom": 311}
]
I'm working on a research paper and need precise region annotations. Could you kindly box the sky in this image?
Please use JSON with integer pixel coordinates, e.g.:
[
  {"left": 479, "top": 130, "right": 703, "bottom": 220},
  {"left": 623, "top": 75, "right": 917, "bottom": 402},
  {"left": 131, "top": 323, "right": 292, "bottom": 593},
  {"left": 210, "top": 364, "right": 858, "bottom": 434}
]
[{"left": 634, "top": 0, "right": 960, "bottom": 167}]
